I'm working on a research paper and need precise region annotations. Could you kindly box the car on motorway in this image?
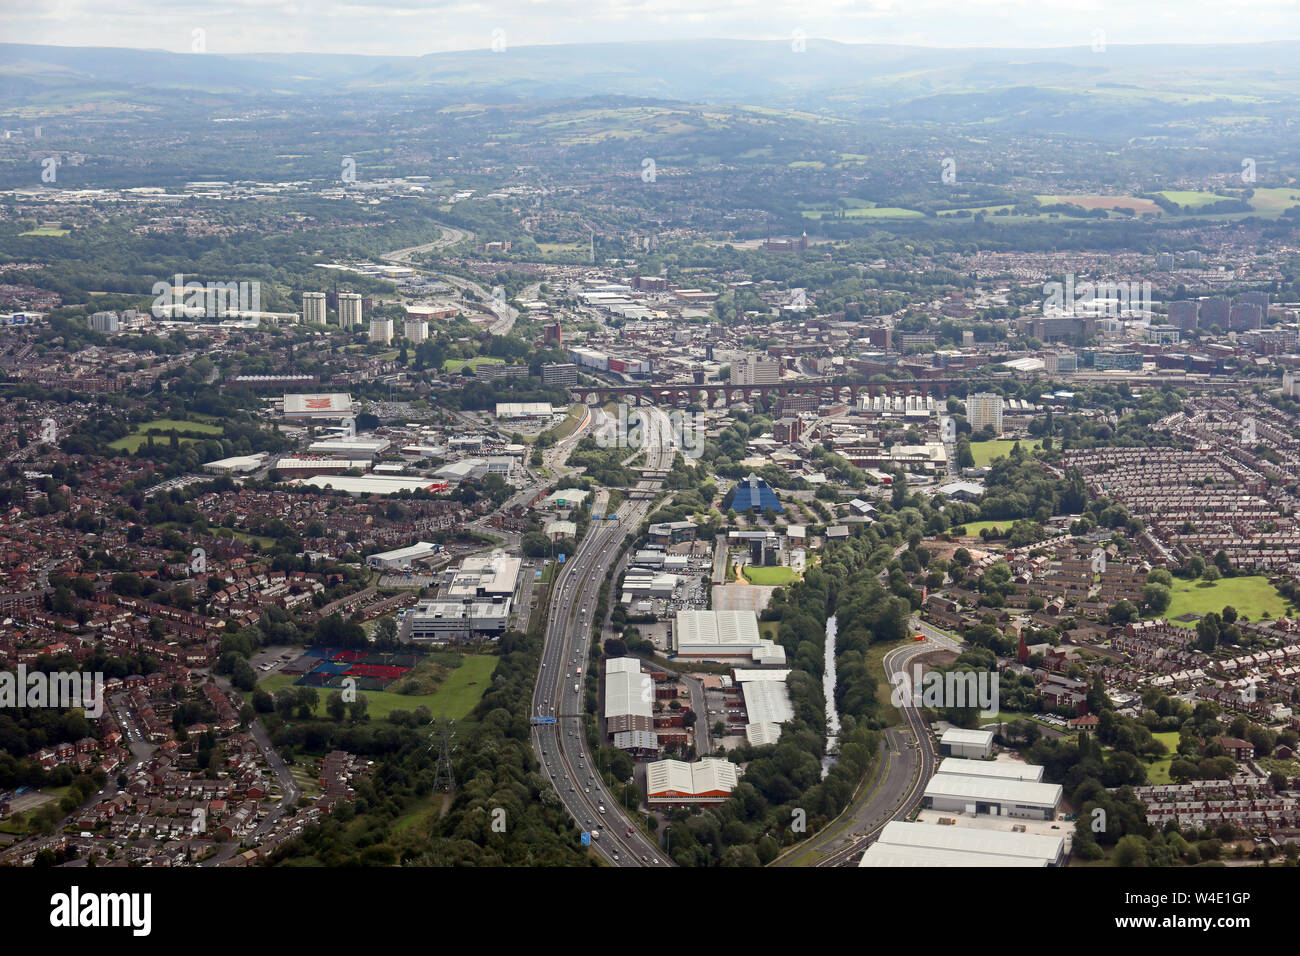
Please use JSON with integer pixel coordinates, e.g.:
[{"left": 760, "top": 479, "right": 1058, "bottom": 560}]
[{"left": 598, "top": 804, "right": 605, "bottom": 814}]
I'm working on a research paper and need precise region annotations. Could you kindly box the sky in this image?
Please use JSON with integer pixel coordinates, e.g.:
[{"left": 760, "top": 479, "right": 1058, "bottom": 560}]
[{"left": 2, "top": 0, "right": 1298, "bottom": 57}]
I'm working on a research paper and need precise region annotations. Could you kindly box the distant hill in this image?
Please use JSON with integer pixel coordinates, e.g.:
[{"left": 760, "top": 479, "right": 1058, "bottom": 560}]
[{"left": 4, "top": 39, "right": 1300, "bottom": 111}]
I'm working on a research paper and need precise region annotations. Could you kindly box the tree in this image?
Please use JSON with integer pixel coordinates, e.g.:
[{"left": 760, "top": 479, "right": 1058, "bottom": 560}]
[
  {"left": 1142, "top": 583, "right": 1171, "bottom": 615},
  {"left": 1196, "top": 612, "right": 1222, "bottom": 652},
  {"left": 1113, "top": 834, "right": 1150, "bottom": 867},
  {"left": 1108, "top": 599, "right": 1138, "bottom": 624},
  {"left": 326, "top": 691, "right": 347, "bottom": 722}
]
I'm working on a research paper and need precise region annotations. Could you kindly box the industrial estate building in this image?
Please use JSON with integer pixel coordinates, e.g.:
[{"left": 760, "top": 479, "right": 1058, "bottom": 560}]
[
  {"left": 939, "top": 727, "right": 996, "bottom": 758},
  {"left": 921, "top": 772, "right": 1063, "bottom": 820},
  {"left": 860, "top": 820, "right": 1066, "bottom": 867},
  {"left": 673, "top": 610, "right": 786, "bottom": 665},
  {"left": 645, "top": 758, "right": 740, "bottom": 807},
  {"left": 366, "top": 541, "right": 441, "bottom": 570},
  {"left": 404, "top": 599, "right": 509, "bottom": 642},
  {"left": 936, "top": 757, "right": 1044, "bottom": 783},
  {"left": 605, "top": 657, "right": 654, "bottom": 737},
  {"left": 734, "top": 669, "right": 794, "bottom": 745}
]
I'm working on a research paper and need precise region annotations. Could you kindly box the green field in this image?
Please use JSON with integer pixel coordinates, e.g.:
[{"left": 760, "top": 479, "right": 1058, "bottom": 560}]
[
  {"left": 20, "top": 226, "right": 70, "bottom": 237},
  {"left": 107, "top": 417, "right": 223, "bottom": 452},
  {"left": 742, "top": 565, "right": 800, "bottom": 586},
  {"left": 1142, "top": 731, "right": 1182, "bottom": 785},
  {"left": 968, "top": 439, "right": 1041, "bottom": 467},
  {"left": 1153, "top": 187, "right": 1300, "bottom": 218},
  {"left": 257, "top": 653, "right": 497, "bottom": 720},
  {"left": 1153, "top": 190, "right": 1225, "bottom": 210},
  {"left": 1163, "top": 575, "right": 1292, "bottom": 627},
  {"left": 801, "top": 205, "right": 926, "bottom": 220},
  {"left": 442, "top": 356, "right": 504, "bottom": 373},
  {"left": 951, "top": 519, "right": 1028, "bottom": 539}
]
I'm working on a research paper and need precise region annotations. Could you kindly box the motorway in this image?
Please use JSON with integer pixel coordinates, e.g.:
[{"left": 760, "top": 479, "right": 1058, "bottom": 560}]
[{"left": 529, "top": 407, "right": 679, "bottom": 867}]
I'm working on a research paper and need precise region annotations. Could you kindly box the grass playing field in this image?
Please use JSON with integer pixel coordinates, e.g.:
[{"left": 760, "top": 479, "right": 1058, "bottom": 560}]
[
  {"left": 257, "top": 653, "right": 497, "bottom": 720},
  {"left": 742, "top": 565, "right": 800, "bottom": 586},
  {"left": 1142, "top": 731, "right": 1182, "bottom": 785},
  {"left": 107, "top": 417, "right": 223, "bottom": 453},
  {"left": 442, "top": 356, "right": 504, "bottom": 373},
  {"left": 1163, "top": 575, "right": 1292, "bottom": 627},
  {"left": 968, "top": 439, "right": 1042, "bottom": 467}
]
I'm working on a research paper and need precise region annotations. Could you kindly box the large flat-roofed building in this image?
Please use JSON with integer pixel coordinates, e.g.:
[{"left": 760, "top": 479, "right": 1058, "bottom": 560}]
[
  {"left": 366, "top": 541, "right": 441, "bottom": 570},
  {"left": 612, "top": 729, "right": 659, "bottom": 757},
  {"left": 445, "top": 551, "right": 520, "bottom": 601},
  {"left": 495, "top": 402, "right": 554, "bottom": 419},
  {"left": 859, "top": 843, "right": 1046, "bottom": 867},
  {"left": 605, "top": 657, "right": 654, "bottom": 737},
  {"left": 922, "top": 773, "right": 1063, "bottom": 820},
  {"left": 404, "top": 599, "right": 509, "bottom": 642},
  {"left": 864, "top": 820, "right": 1065, "bottom": 866},
  {"left": 646, "top": 757, "right": 740, "bottom": 807},
  {"left": 283, "top": 393, "right": 354, "bottom": 421},
  {"left": 620, "top": 570, "right": 678, "bottom": 601},
  {"left": 289, "top": 474, "right": 448, "bottom": 496},
  {"left": 674, "top": 610, "right": 786, "bottom": 665},
  {"left": 939, "top": 727, "right": 995, "bottom": 758},
  {"left": 648, "top": 520, "right": 697, "bottom": 544},
  {"left": 734, "top": 669, "right": 793, "bottom": 745},
  {"left": 307, "top": 437, "right": 391, "bottom": 460},
  {"left": 937, "top": 757, "right": 1044, "bottom": 783},
  {"left": 202, "top": 453, "right": 268, "bottom": 475},
  {"left": 273, "top": 457, "right": 371, "bottom": 478},
  {"left": 540, "top": 488, "right": 590, "bottom": 511}
]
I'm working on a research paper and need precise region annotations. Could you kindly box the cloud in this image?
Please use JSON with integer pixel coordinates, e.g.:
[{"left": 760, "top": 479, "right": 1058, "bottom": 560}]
[{"left": 2, "top": 0, "right": 1297, "bottom": 54}]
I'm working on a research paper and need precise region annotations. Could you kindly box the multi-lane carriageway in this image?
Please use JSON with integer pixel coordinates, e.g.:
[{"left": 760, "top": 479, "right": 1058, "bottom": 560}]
[{"left": 529, "top": 408, "right": 678, "bottom": 866}]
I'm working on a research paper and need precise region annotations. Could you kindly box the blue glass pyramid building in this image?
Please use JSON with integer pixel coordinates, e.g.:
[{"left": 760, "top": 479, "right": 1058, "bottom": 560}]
[{"left": 730, "top": 473, "right": 783, "bottom": 513}]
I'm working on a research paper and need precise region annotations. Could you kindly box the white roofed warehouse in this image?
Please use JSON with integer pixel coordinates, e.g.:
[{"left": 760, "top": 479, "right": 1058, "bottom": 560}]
[
  {"left": 922, "top": 773, "right": 1063, "bottom": 820},
  {"left": 860, "top": 820, "right": 1065, "bottom": 866},
  {"left": 645, "top": 758, "right": 740, "bottom": 807},
  {"left": 673, "top": 610, "right": 786, "bottom": 666},
  {"left": 937, "top": 758, "right": 1043, "bottom": 783},
  {"left": 858, "top": 844, "right": 1046, "bottom": 867},
  {"left": 605, "top": 657, "right": 654, "bottom": 738},
  {"left": 366, "top": 541, "right": 441, "bottom": 570},
  {"left": 939, "top": 727, "right": 995, "bottom": 758}
]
